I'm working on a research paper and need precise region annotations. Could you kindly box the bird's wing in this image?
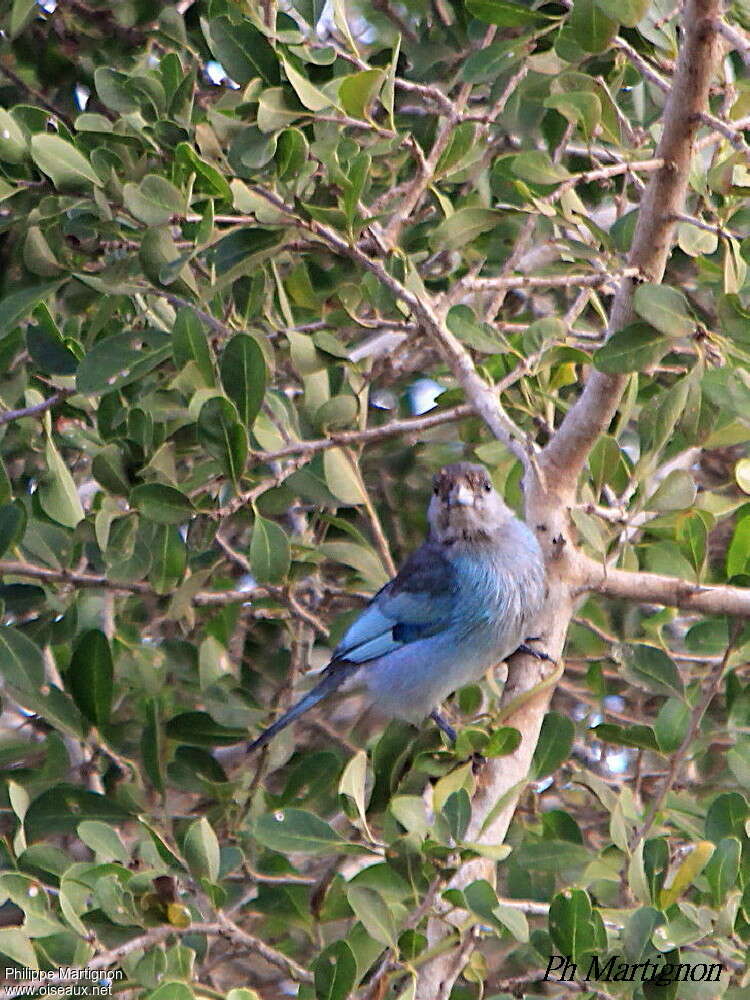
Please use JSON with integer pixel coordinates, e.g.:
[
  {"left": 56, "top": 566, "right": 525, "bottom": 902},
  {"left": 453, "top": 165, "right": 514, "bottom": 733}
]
[{"left": 332, "top": 542, "right": 457, "bottom": 664}]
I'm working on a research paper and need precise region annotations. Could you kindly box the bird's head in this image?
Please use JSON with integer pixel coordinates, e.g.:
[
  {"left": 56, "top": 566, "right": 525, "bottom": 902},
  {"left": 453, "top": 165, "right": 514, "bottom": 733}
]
[{"left": 428, "top": 462, "right": 513, "bottom": 545}]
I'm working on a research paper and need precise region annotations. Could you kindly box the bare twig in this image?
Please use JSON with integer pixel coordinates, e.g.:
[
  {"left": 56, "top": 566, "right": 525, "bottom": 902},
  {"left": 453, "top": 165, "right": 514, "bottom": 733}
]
[
  {"left": 0, "top": 919, "right": 312, "bottom": 997},
  {"left": 580, "top": 556, "right": 750, "bottom": 618},
  {"left": 246, "top": 185, "right": 536, "bottom": 476},
  {"left": 715, "top": 17, "right": 750, "bottom": 65},
  {"left": 542, "top": 1, "right": 722, "bottom": 495},
  {"left": 629, "top": 627, "right": 739, "bottom": 849},
  {"left": 0, "top": 62, "right": 74, "bottom": 127},
  {"left": 463, "top": 269, "right": 639, "bottom": 293},
  {"left": 0, "top": 389, "right": 74, "bottom": 426}
]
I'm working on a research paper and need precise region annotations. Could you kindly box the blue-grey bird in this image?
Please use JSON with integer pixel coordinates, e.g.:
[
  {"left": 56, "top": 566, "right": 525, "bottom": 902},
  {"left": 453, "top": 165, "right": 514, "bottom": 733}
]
[{"left": 247, "top": 462, "right": 547, "bottom": 752}]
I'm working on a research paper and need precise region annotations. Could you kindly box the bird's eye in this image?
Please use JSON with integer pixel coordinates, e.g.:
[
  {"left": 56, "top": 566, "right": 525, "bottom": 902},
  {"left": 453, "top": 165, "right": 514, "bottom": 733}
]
[{"left": 483, "top": 482, "right": 491, "bottom": 492}]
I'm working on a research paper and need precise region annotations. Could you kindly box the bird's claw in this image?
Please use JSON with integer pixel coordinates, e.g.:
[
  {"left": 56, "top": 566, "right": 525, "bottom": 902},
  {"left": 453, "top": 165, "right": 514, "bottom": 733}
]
[{"left": 516, "top": 637, "right": 555, "bottom": 664}]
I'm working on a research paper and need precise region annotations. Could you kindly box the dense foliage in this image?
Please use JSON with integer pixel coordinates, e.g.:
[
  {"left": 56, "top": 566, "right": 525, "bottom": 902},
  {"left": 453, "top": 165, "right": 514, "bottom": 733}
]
[{"left": 0, "top": 1, "right": 750, "bottom": 998}]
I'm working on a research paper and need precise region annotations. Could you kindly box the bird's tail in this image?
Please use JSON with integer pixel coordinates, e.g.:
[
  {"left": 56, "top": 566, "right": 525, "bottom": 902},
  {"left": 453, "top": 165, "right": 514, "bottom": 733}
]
[{"left": 246, "top": 665, "right": 351, "bottom": 754}]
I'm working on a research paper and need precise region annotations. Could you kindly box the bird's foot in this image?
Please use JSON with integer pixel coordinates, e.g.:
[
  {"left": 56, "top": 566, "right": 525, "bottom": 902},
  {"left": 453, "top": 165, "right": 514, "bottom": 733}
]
[
  {"left": 516, "top": 637, "right": 556, "bottom": 664},
  {"left": 430, "top": 709, "right": 457, "bottom": 744},
  {"left": 470, "top": 752, "right": 487, "bottom": 775}
]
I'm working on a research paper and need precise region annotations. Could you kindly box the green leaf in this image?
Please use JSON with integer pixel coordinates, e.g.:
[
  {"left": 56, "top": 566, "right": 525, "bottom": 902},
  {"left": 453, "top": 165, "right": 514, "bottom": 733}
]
[
  {"left": 531, "top": 712, "right": 574, "bottom": 779},
  {"left": 319, "top": 540, "right": 388, "bottom": 588},
  {"left": 202, "top": 15, "right": 280, "bottom": 86},
  {"left": 184, "top": 817, "right": 220, "bottom": 883},
  {"left": 313, "top": 940, "right": 357, "bottom": 1000},
  {"left": 339, "top": 749, "right": 372, "bottom": 837},
  {"left": 727, "top": 516, "right": 750, "bottom": 576},
  {"left": 593, "top": 323, "right": 665, "bottom": 373},
  {"left": 544, "top": 92, "right": 601, "bottom": 138},
  {"left": 24, "top": 783, "right": 133, "bottom": 840},
  {"left": 30, "top": 134, "right": 102, "bottom": 190},
  {"left": 728, "top": 740, "right": 750, "bottom": 788},
  {"left": 323, "top": 448, "right": 367, "bottom": 505},
  {"left": 735, "top": 458, "right": 750, "bottom": 495},
  {"left": 149, "top": 524, "right": 188, "bottom": 595},
  {"left": 593, "top": 0, "right": 648, "bottom": 25},
  {"left": 249, "top": 514, "right": 290, "bottom": 584},
  {"left": 0, "top": 458, "right": 11, "bottom": 506},
  {"left": 431, "top": 207, "right": 504, "bottom": 251},
  {"left": 646, "top": 470, "right": 697, "bottom": 512},
  {"left": 77, "top": 820, "right": 129, "bottom": 863},
  {"left": 40, "top": 435, "right": 85, "bottom": 528},
  {"left": 568, "top": 0, "right": 617, "bottom": 52},
  {"left": 275, "top": 127, "right": 309, "bottom": 180},
  {"left": 443, "top": 788, "right": 471, "bottom": 842},
  {"left": 0, "top": 502, "right": 27, "bottom": 558},
  {"left": 624, "top": 645, "right": 684, "bottom": 699},
  {"left": 0, "top": 928, "right": 37, "bottom": 969},
  {"left": 0, "top": 625, "right": 45, "bottom": 693},
  {"left": 633, "top": 283, "right": 695, "bottom": 337},
  {"left": 92, "top": 444, "right": 131, "bottom": 497},
  {"left": 254, "top": 808, "right": 349, "bottom": 854},
  {"left": 123, "top": 174, "right": 185, "bottom": 226},
  {"left": 653, "top": 698, "right": 689, "bottom": 754},
  {"left": 435, "top": 122, "right": 477, "bottom": 174},
  {"left": 464, "top": 879, "right": 529, "bottom": 941},
  {"left": 485, "top": 726, "right": 522, "bottom": 757},
  {"left": 316, "top": 395, "right": 358, "bottom": 430},
  {"left": 446, "top": 304, "right": 506, "bottom": 354},
  {"left": 141, "top": 698, "right": 165, "bottom": 794},
  {"left": 27, "top": 319, "right": 77, "bottom": 375},
  {"left": 0, "top": 282, "right": 62, "bottom": 336},
  {"left": 339, "top": 70, "right": 384, "bottom": 120},
  {"left": 94, "top": 67, "right": 139, "bottom": 114},
  {"left": 659, "top": 841, "right": 714, "bottom": 908},
  {"left": 220, "top": 334, "right": 266, "bottom": 430},
  {"left": 703, "top": 836, "right": 740, "bottom": 906},
  {"left": 705, "top": 791, "right": 748, "bottom": 842},
  {"left": 68, "top": 629, "right": 114, "bottom": 728},
  {"left": 622, "top": 907, "right": 664, "bottom": 962},
  {"left": 130, "top": 483, "right": 194, "bottom": 525},
  {"left": 346, "top": 885, "right": 398, "bottom": 947},
  {"left": 467, "top": 0, "right": 551, "bottom": 26},
  {"left": 175, "top": 143, "right": 233, "bottom": 201},
  {"left": 210, "top": 227, "right": 283, "bottom": 285},
  {"left": 282, "top": 58, "right": 331, "bottom": 111},
  {"left": 511, "top": 150, "right": 571, "bottom": 185},
  {"left": 172, "top": 307, "right": 215, "bottom": 386},
  {"left": 548, "top": 889, "right": 597, "bottom": 961},
  {"left": 77, "top": 331, "right": 172, "bottom": 395},
  {"left": 166, "top": 711, "right": 247, "bottom": 747},
  {"left": 197, "top": 396, "right": 247, "bottom": 486},
  {"left": 677, "top": 510, "right": 707, "bottom": 577},
  {"left": 148, "top": 983, "right": 194, "bottom": 1000},
  {"left": 23, "top": 226, "right": 63, "bottom": 277},
  {"left": 593, "top": 723, "right": 659, "bottom": 751}
]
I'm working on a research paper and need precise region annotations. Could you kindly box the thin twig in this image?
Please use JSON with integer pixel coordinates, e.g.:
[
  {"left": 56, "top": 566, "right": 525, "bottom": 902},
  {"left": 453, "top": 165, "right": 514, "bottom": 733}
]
[
  {"left": 0, "top": 389, "right": 74, "bottom": 427},
  {"left": 629, "top": 626, "right": 740, "bottom": 849}
]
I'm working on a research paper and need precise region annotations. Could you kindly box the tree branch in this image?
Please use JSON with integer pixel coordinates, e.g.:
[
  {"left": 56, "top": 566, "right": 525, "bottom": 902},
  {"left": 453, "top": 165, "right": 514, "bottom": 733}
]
[
  {"left": 0, "top": 919, "right": 312, "bottom": 998},
  {"left": 416, "top": 6, "right": 724, "bottom": 995},
  {"left": 714, "top": 17, "right": 750, "bottom": 65},
  {"left": 0, "top": 389, "right": 74, "bottom": 427},
  {"left": 580, "top": 556, "right": 750, "bottom": 618},
  {"left": 248, "top": 403, "right": 472, "bottom": 465},
  {"left": 541, "top": 0, "right": 722, "bottom": 496},
  {"left": 629, "top": 628, "right": 738, "bottom": 849},
  {"left": 462, "top": 268, "right": 639, "bottom": 293},
  {"left": 247, "top": 185, "right": 537, "bottom": 477}
]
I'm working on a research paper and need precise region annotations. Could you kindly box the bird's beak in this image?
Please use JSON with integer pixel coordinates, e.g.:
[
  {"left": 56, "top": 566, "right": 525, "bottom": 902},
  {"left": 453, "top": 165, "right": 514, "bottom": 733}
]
[{"left": 451, "top": 483, "right": 475, "bottom": 507}]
